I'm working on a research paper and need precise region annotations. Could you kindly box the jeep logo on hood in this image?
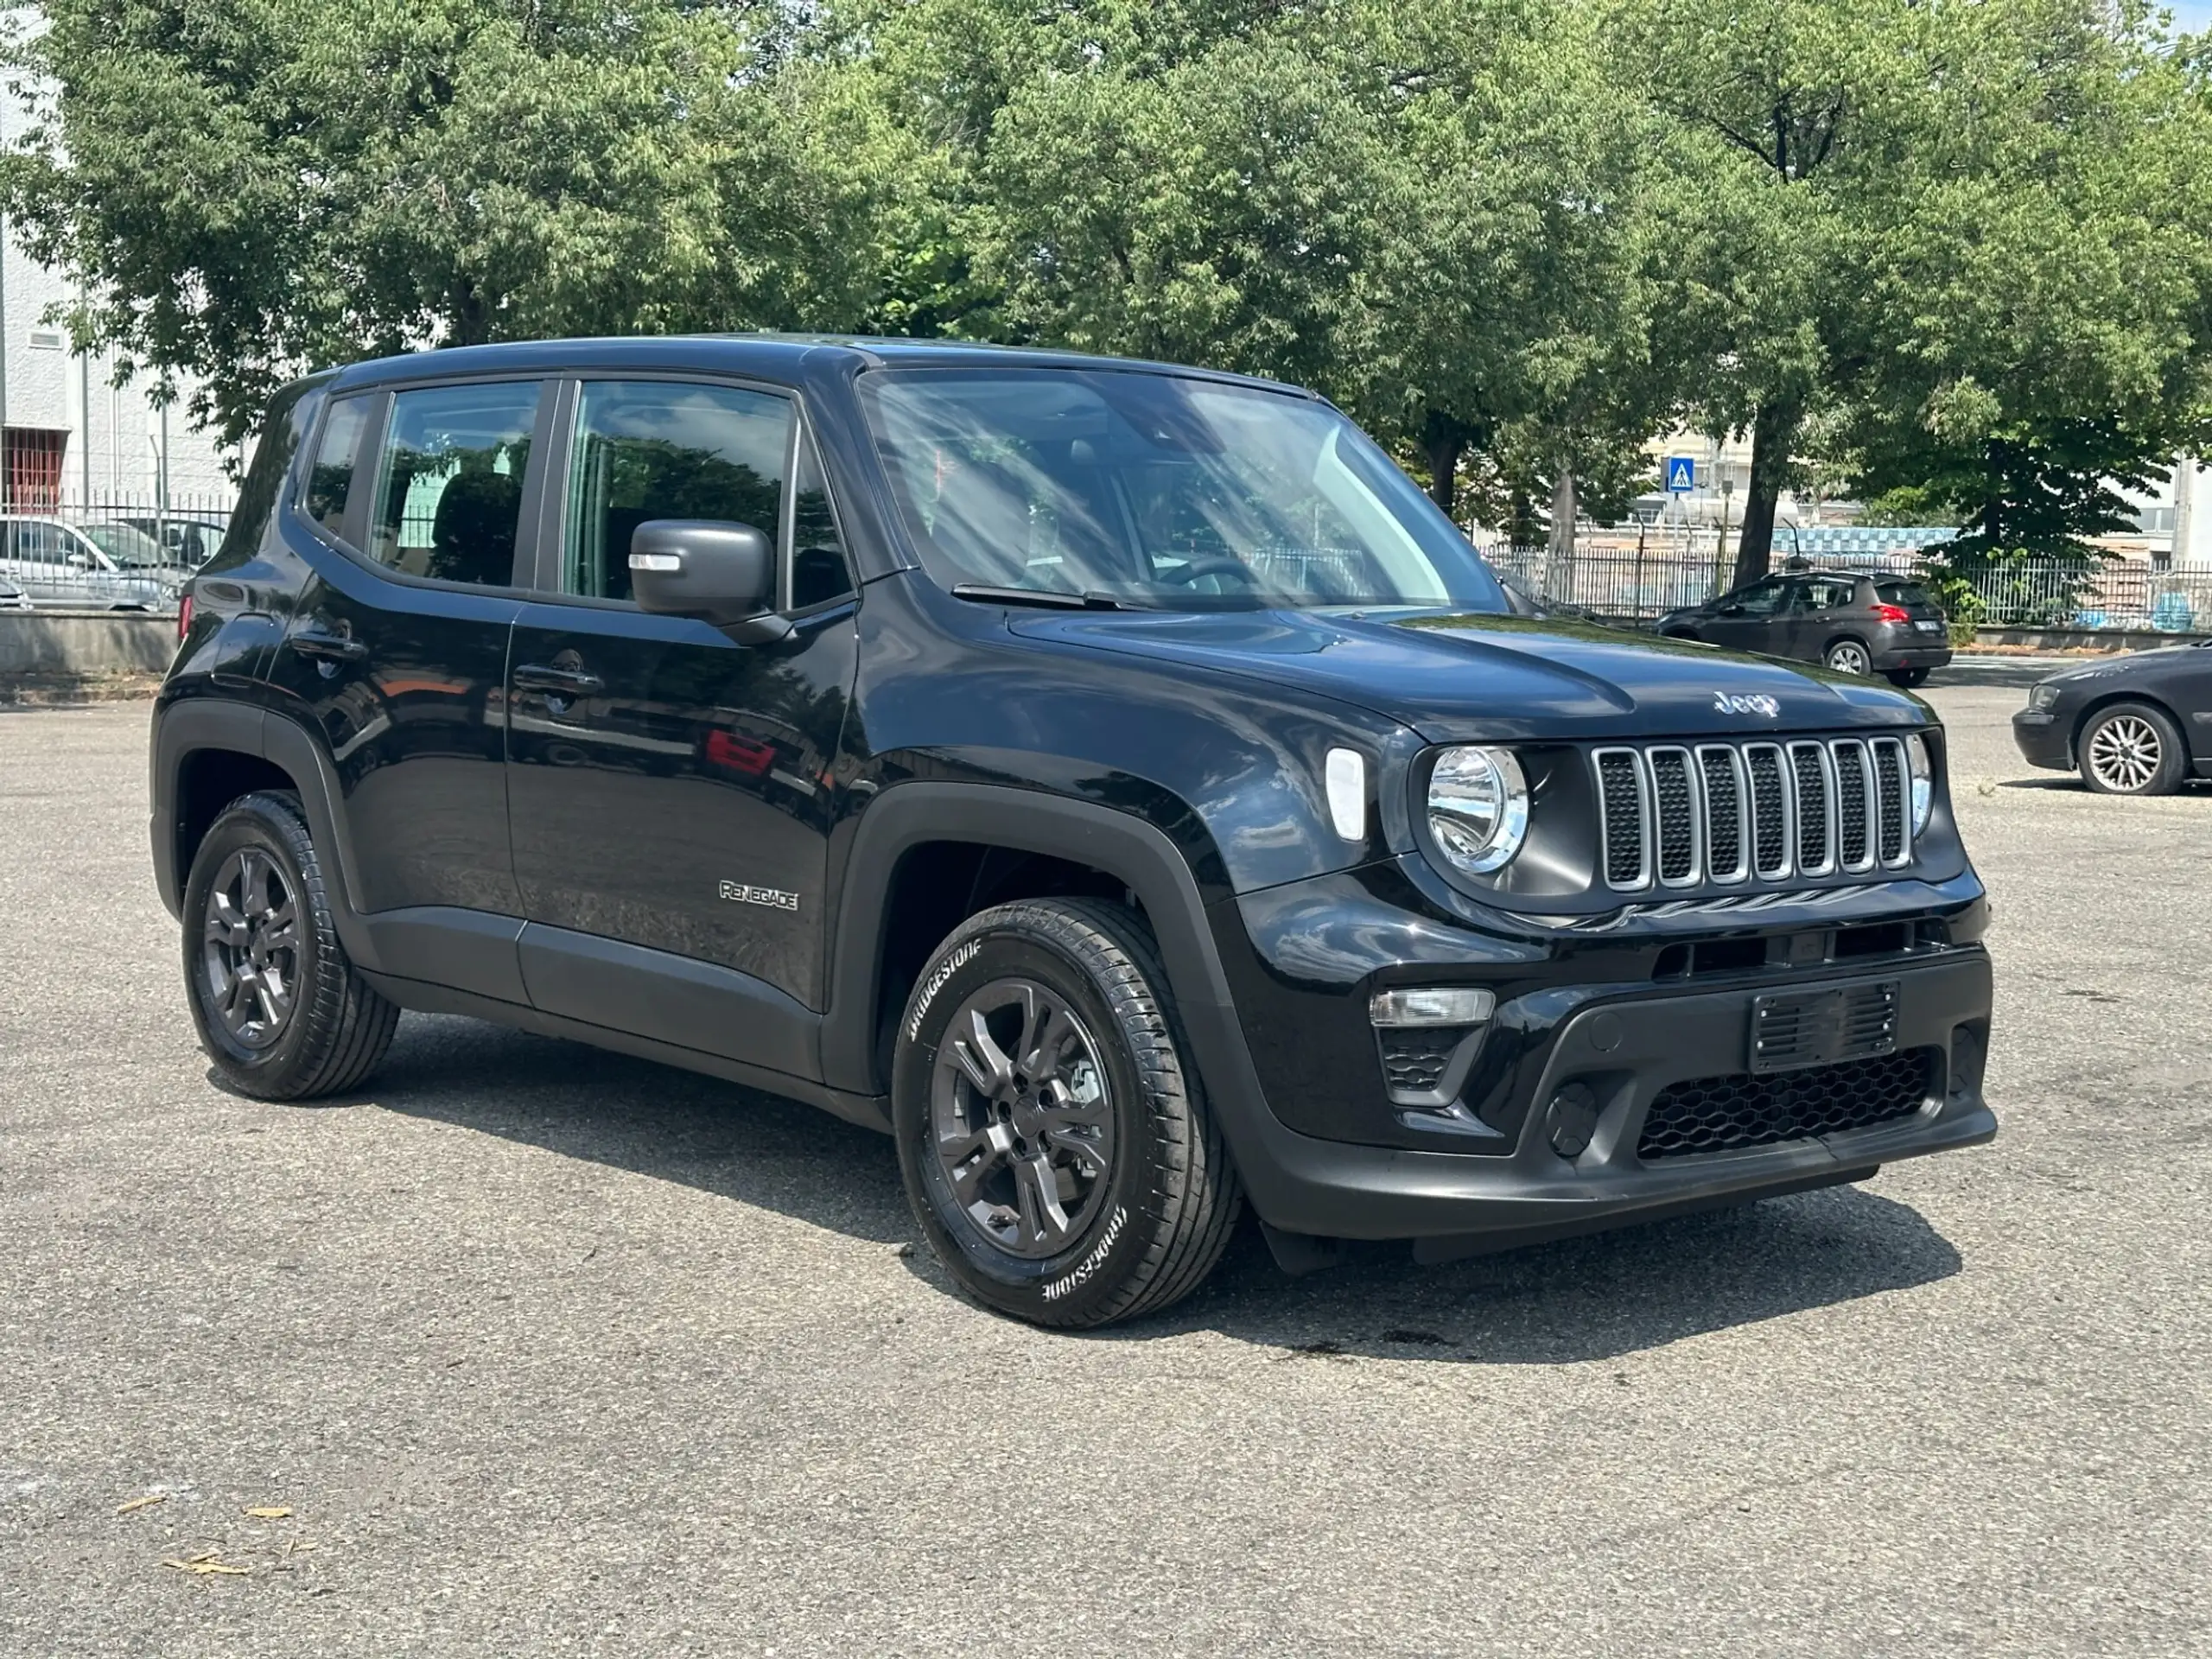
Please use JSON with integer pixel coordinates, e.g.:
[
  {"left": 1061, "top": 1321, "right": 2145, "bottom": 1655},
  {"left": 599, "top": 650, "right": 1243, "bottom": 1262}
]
[{"left": 1713, "top": 691, "right": 1781, "bottom": 717}]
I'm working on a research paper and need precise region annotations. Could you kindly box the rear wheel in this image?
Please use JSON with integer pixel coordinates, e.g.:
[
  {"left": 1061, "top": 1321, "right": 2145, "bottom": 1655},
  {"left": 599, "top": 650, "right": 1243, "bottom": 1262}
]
[
  {"left": 182, "top": 791, "right": 398, "bottom": 1099},
  {"left": 1885, "top": 666, "right": 1931, "bottom": 689},
  {"left": 1824, "top": 638, "right": 1872, "bottom": 675},
  {"left": 2077, "top": 702, "right": 2185, "bottom": 796},
  {"left": 892, "top": 899, "right": 1242, "bottom": 1329}
]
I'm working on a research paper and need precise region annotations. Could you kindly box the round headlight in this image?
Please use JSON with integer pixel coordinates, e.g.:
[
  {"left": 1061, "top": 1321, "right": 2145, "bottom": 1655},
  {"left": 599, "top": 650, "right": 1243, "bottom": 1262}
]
[
  {"left": 1905, "top": 732, "right": 1934, "bottom": 835},
  {"left": 1427, "top": 746, "right": 1529, "bottom": 874}
]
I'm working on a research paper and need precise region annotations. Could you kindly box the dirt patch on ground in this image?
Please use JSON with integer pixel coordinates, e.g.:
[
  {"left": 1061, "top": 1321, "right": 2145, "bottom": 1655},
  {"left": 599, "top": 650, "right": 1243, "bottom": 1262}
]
[{"left": 0, "top": 668, "right": 164, "bottom": 706}]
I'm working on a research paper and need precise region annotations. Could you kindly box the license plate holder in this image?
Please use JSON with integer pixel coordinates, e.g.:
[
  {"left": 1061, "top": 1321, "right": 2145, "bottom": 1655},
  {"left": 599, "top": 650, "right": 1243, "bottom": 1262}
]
[
  {"left": 1750, "top": 981, "right": 1900, "bottom": 1074},
  {"left": 1914, "top": 620, "right": 1943, "bottom": 633}
]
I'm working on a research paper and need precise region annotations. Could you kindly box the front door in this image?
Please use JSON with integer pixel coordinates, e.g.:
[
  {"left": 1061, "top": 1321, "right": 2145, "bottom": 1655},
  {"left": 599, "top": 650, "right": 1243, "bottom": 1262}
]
[
  {"left": 505, "top": 377, "right": 860, "bottom": 1016},
  {"left": 1701, "top": 575, "right": 1795, "bottom": 653}
]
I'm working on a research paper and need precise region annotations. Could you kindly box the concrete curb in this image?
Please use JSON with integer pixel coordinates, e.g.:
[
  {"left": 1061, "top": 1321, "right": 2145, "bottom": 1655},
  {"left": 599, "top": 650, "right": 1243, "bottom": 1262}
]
[{"left": 0, "top": 609, "right": 178, "bottom": 675}]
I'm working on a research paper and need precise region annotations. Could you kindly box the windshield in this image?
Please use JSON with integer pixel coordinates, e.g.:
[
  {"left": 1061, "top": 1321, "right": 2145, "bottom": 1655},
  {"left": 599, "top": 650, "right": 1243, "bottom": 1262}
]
[
  {"left": 83, "top": 522, "right": 175, "bottom": 569},
  {"left": 859, "top": 368, "right": 1508, "bottom": 611}
]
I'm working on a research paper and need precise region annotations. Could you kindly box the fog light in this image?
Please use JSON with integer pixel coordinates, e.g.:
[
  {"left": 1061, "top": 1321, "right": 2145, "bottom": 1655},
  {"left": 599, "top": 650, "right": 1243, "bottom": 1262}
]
[
  {"left": 1545, "top": 1084, "right": 1599, "bottom": 1159},
  {"left": 1370, "top": 987, "right": 1497, "bottom": 1028}
]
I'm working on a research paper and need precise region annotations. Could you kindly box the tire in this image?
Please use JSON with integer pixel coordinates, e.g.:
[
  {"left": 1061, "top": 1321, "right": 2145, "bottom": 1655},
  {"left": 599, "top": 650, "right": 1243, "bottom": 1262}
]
[
  {"left": 892, "top": 899, "right": 1242, "bottom": 1329},
  {"left": 1885, "top": 666, "right": 1931, "bottom": 689},
  {"left": 1824, "top": 638, "right": 1872, "bottom": 675},
  {"left": 2076, "top": 702, "right": 2186, "bottom": 796},
  {"left": 181, "top": 790, "right": 399, "bottom": 1099}
]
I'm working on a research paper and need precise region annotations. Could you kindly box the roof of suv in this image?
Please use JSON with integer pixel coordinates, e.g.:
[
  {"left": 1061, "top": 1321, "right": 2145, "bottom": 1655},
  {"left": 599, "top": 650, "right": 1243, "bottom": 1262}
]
[{"left": 322, "top": 334, "right": 1320, "bottom": 399}]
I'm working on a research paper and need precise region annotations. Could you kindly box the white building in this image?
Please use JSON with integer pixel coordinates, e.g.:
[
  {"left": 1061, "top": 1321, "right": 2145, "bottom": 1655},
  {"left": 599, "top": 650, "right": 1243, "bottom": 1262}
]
[{"left": 0, "top": 77, "right": 236, "bottom": 516}]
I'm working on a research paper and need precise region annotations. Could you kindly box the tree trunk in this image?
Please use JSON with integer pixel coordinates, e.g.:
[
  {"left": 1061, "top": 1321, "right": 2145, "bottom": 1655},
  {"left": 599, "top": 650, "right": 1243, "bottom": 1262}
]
[
  {"left": 1423, "top": 411, "right": 1465, "bottom": 520},
  {"left": 1546, "top": 462, "right": 1578, "bottom": 594},
  {"left": 1732, "top": 398, "right": 1796, "bottom": 588}
]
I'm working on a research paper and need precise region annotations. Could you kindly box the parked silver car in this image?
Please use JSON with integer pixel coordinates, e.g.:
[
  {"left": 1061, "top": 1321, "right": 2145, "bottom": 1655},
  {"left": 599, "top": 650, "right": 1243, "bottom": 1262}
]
[
  {"left": 0, "top": 517, "right": 183, "bottom": 611},
  {"left": 0, "top": 574, "right": 29, "bottom": 611}
]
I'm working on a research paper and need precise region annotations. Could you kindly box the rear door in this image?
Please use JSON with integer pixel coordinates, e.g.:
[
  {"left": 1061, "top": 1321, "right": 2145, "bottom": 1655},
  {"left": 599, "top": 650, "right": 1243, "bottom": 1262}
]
[
  {"left": 1700, "top": 575, "right": 1794, "bottom": 653},
  {"left": 1783, "top": 575, "right": 1862, "bottom": 660},
  {"left": 504, "top": 374, "right": 860, "bottom": 1035},
  {"left": 263, "top": 377, "right": 550, "bottom": 918}
]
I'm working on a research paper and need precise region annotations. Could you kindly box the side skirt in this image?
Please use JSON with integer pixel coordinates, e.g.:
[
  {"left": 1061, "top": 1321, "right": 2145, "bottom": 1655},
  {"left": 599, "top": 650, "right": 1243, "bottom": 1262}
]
[{"left": 358, "top": 969, "right": 891, "bottom": 1134}]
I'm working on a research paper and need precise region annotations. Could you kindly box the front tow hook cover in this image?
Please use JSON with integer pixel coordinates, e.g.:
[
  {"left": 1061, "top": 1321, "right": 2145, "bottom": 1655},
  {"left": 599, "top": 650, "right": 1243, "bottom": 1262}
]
[{"left": 1545, "top": 1084, "right": 1599, "bottom": 1159}]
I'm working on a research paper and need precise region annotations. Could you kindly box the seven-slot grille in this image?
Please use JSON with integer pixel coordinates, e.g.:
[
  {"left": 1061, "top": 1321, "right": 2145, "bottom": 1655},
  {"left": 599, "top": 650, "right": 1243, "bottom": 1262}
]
[{"left": 1593, "top": 736, "right": 1913, "bottom": 892}]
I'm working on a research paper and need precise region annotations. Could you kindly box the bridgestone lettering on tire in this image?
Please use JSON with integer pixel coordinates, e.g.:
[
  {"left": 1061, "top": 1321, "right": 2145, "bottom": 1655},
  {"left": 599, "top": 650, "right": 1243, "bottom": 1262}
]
[
  {"left": 892, "top": 899, "right": 1242, "bottom": 1329},
  {"left": 181, "top": 791, "right": 399, "bottom": 1100}
]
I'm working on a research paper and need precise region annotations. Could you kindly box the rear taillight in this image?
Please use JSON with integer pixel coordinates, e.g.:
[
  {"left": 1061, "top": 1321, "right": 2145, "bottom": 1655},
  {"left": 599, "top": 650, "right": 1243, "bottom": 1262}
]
[
  {"left": 177, "top": 591, "right": 194, "bottom": 640},
  {"left": 1871, "top": 602, "right": 1910, "bottom": 623}
]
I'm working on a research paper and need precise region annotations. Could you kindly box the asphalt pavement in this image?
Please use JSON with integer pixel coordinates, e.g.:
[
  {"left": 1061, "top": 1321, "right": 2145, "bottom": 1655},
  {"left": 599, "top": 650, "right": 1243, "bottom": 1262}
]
[{"left": 2, "top": 690, "right": 2208, "bottom": 1656}]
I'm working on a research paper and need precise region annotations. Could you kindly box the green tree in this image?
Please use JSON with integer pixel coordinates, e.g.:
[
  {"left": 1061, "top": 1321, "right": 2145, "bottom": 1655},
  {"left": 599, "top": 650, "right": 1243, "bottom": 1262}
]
[{"left": 0, "top": 0, "right": 881, "bottom": 450}]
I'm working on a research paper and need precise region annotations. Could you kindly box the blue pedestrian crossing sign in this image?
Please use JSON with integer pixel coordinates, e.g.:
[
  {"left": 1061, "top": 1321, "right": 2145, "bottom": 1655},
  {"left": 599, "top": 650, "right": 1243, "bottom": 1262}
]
[{"left": 1664, "top": 455, "right": 1697, "bottom": 493}]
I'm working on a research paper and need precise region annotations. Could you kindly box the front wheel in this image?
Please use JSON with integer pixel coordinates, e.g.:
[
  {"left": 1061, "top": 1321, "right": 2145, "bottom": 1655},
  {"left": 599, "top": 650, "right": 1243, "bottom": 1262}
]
[
  {"left": 892, "top": 899, "right": 1242, "bottom": 1329},
  {"left": 1824, "top": 638, "right": 1872, "bottom": 675},
  {"left": 2077, "top": 702, "right": 2185, "bottom": 796}
]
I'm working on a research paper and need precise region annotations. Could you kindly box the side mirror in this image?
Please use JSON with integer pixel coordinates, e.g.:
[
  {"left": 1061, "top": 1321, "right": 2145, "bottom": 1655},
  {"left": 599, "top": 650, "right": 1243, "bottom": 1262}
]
[
  {"left": 66, "top": 550, "right": 94, "bottom": 571},
  {"left": 628, "top": 520, "right": 791, "bottom": 644}
]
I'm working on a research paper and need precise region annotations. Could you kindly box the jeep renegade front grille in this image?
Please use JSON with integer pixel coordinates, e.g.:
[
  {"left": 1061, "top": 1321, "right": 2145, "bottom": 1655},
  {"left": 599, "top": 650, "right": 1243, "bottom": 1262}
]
[{"left": 1592, "top": 736, "right": 1913, "bottom": 893}]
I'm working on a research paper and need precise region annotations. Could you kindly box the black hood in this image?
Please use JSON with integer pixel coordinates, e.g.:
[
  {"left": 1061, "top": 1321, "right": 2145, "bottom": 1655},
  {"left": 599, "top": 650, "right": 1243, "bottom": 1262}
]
[{"left": 1007, "top": 607, "right": 1928, "bottom": 742}]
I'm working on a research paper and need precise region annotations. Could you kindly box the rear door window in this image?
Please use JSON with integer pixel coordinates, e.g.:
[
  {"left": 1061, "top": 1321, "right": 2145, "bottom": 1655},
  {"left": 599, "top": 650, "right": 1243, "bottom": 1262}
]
[
  {"left": 367, "top": 381, "right": 542, "bottom": 587},
  {"left": 1798, "top": 578, "right": 1858, "bottom": 611}
]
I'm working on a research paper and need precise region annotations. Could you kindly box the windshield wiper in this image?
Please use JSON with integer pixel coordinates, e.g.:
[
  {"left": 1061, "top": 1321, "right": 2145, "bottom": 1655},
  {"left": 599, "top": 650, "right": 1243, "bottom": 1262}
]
[{"left": 950, "top": 583, "right": 1136, "bottom": 611}]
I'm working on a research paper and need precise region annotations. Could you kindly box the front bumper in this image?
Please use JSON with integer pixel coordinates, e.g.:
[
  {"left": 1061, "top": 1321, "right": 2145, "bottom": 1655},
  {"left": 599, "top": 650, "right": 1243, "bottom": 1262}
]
[
  {"left": 1205, "top": 950, "right": 1994, "bottom": 1249},
  {"left": 2012, "top": 707, "right": 2072, "bottom": 770}
]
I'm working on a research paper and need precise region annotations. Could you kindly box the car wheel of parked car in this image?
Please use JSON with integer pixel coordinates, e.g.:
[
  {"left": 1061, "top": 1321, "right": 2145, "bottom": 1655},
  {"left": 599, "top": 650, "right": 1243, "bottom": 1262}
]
[
  {"left": 2076, "top": 702, "right": 2185, "bottom": 796},
  {"left": 1885, "top": 666, "right": 1931, "bottom": 689},
  {"left": 182, "top": 791, "right": 399, "bottom": 1099},
  {"left": 1824, "top": 638, "right": 1872, "bottom": 675},
  {"left": 892, "top": 899, "right": 1243, "bottom": 1329}
]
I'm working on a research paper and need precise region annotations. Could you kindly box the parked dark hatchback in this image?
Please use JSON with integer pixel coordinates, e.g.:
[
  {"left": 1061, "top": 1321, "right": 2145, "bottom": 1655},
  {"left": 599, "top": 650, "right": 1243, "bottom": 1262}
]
[
  {"left": 2013, "top": 641, "right": 2212, "bottom": 794},
  {"left": 149, "top": 336, "right": 1996, "bottom": 1327},
  {"left": 1658, "top": 569, "right": 1952, "bottom": 686}
]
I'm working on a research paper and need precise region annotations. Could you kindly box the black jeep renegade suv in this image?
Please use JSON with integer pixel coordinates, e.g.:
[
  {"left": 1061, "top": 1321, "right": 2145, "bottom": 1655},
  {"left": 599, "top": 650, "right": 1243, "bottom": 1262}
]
[{"left": 151, "top": 336, "right": 1996, "bottom": 1327}]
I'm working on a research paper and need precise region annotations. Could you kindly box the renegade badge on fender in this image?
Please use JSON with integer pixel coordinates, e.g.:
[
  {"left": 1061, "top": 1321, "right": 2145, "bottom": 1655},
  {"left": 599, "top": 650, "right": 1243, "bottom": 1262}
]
[{"left": 151, "top": 336, "right": 1997, "bottom": 1328}]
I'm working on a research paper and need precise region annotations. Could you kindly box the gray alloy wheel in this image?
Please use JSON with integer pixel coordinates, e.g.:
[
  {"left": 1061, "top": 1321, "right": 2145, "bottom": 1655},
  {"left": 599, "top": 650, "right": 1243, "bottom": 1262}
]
[
  {"left": 930, "top": 977, "right": 1115, "bottom": 1259},
  {"left": 2078, "top": 702, "right": 2184, "bottom": 796},
  {"left": 892, "top": 898, "right": 1242, "bottom": 1329},
  {"left": 200, "top": 846, "right": 302, "bottom": 1050},
  {"left": 1825, "top": 638, "right": 1872, "bottom": 675},
  {"left": 182, "top": 791, "right": 398, "bottom": 1099}
]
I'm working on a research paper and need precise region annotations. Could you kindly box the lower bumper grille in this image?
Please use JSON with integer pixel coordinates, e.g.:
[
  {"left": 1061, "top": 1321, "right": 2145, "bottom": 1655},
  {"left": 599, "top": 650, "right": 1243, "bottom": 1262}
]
[{"left": 1637, "top": 1046, "right": 1937, "bottom": 1160}]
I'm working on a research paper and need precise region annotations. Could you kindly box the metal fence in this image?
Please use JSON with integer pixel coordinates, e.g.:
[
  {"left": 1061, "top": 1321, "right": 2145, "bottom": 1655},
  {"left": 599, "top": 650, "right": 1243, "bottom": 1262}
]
[
  {"left": 1485, "top": 538, "right": 2212, "bottom": 634},
  {"left": 0, "top": 495, "right": 235, "bottom": 614}
]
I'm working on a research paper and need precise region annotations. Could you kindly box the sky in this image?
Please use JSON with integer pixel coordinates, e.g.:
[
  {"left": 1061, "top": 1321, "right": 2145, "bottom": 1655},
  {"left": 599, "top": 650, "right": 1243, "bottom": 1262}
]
[{"left": 2168, "top": 3, "right": 2212, "bottom": 32}]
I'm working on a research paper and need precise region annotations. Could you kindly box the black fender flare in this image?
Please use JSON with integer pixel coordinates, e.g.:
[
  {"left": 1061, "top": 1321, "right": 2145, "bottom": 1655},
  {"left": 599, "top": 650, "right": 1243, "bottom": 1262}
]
[
  {"left": 819, "top": 781, "right": 1294, "bottom": 1172},
  {"left": 149, "top": 698, "right": 381, "bottom": 969}
]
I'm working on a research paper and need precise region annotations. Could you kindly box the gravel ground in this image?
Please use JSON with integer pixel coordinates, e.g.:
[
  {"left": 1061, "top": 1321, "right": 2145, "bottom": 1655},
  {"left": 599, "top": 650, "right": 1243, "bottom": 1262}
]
[{"left": 1, "top": 689, "right": 2207, "bottom": 1656}]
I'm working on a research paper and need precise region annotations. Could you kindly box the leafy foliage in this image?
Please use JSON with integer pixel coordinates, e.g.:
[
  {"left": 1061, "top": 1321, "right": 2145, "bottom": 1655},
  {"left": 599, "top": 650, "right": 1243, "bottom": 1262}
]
[{"left": 6, "top": 0, "right": 2212, "bottom": 557}]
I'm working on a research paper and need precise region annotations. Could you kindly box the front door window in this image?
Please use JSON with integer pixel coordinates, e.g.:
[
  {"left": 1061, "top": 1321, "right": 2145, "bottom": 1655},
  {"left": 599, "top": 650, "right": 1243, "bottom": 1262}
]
[{"left": 564, "top": 381, "right": 791, "bottom": 602}]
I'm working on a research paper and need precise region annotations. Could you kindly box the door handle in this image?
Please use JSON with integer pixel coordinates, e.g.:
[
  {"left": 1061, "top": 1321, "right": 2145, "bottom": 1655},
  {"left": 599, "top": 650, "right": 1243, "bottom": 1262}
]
[
  {"left": 290, "top": 627, "right": 367, "bottom": 661},
  {"left": 513, "top": 662, "right": 606, "bottom": 696}
]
